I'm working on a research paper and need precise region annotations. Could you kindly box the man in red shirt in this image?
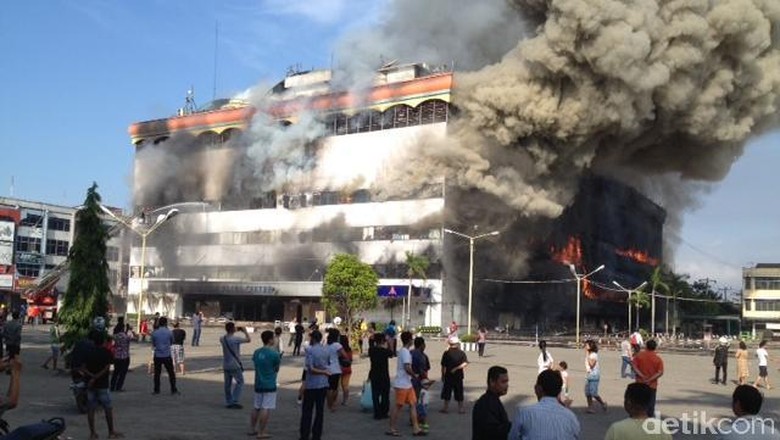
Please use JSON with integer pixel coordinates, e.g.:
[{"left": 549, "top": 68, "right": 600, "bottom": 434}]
[{"left": 632, "top": 339, "right": 664, "bottom": 418}]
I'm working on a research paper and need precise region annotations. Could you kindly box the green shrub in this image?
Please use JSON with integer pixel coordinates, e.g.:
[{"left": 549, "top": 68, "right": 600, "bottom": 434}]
[
  {"left": 417, "top": 326, "right": 442, "bottom": 335},
  {"left": 460, "top": 333, "right": 477, "bottom": 343}
]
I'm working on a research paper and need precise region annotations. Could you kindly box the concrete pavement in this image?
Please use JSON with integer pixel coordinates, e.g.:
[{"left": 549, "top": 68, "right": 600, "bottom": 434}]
[{"left": 4, "top": 325, "right": 779, "bottom": 439}]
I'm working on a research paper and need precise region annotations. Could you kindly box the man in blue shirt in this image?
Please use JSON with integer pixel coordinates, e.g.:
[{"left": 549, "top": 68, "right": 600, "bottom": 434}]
[
  {"left": 251, "top": 330, "right": 281, "bottom": 439},
  {"left": 191, "top": 311, "right": 203, "bottom": 347},
  {"left": 151, "top": 317, "right": 179, "bottom": 395},
  {"left": 509, "top": 369, "right": 580, "bottom": 440},
  {"left": 221, "top": 322, "right": 251, "bottom": 409},
  {"left": 300, "top": 330, "right": 330, "bottom": 440}
]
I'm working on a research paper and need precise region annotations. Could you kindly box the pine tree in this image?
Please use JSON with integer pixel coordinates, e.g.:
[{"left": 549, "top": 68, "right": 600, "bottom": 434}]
[{"left": 58, "top": 183, "right": 111, "bottom": 348}]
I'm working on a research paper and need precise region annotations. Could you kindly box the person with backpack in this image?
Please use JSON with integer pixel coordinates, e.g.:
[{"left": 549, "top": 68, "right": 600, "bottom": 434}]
[{"left": 221, "top": 322, "right": 251, "bottom": 409}]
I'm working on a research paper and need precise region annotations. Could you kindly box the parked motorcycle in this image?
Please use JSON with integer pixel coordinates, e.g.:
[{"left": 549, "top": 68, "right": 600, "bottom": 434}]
[{"left": 0, "top": 417, "right": 66, "bottom": 440}]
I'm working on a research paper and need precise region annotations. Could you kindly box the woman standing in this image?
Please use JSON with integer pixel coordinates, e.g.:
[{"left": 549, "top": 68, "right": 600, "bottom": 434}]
[
  {"left": 736, "top": 340, "right": 750, "bottom": 385},
  {"left": 339, "top": 334, "right": 353, "bottom": 405},
  {"left": 110, "top": 322, "right": 132, "bottom": 392},
  {"left": 326, "top": 329, "right": 346, "bottom": 411},
  {"left": 537, "top": 340, "right": 554, "bottom": 373},
  {"left": 584, "top": 339, "right": 607, "bottom": 413},
  {"left": 477, "top": 327, "right": 487, "bottom": 358}
]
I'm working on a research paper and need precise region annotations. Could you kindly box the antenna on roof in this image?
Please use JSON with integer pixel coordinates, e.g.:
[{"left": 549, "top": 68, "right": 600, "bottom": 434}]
[
  {"left": 212, "top": 20, "right": 219, "bottom": 100},
  {"left": 179, "top": 86, "right": 197, "bottom": 116}
]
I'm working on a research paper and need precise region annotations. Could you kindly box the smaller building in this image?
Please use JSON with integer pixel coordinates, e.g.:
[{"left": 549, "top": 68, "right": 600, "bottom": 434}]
[
  {"left": 742, "top": 263, "right": 780, "bottom": 337},
  {"left": 0, "top": 197, "right": 128, "bottom": 317}
]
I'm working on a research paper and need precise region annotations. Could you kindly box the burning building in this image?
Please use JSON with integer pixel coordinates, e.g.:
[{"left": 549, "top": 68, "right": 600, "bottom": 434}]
[
  {"left": 126, "top": 0, "right": 779, "bottom": 330},
  {"left": 127, "top": 62, "right": 665, "bottom": 330}
]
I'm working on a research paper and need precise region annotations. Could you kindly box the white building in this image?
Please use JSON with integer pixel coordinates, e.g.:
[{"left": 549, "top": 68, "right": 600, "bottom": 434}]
[
  {"left": 0, "top": 197, "right": 127, "bottom": 316},
  {"left": 743, "top": 263, "right": 780, "bottom": 337},
  {"left": 127, "top": 63, "right": 454, "bottom": 327}
]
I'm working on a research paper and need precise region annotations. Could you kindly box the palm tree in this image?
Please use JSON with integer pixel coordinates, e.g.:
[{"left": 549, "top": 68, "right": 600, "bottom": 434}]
[
  {"left": 404, "top": 252, "right": 430, "bottom": 328},
  {"left": 664, "top": 271, "right": 690, "bottom": 338},
  {"left": 650, "top": 266, "right": 670, "bottom": 335},
  {"left": 630, "top": 290, "right": 651, "bottom": 330}
]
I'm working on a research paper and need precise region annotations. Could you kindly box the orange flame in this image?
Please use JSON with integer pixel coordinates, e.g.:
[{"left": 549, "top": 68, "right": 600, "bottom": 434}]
[
  {"left": 551, "top": 237, "right": 599, "bottom": 299},
  {"left": 616, "top": 248, "right": 659, "bottom": 266}
]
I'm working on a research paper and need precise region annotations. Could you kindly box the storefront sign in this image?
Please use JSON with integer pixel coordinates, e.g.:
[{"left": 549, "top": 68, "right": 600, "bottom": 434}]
[
  {"left": 0, "top": 243, "right": 12, "bottom": 266},
  {"left": 377, "top": 285, "right": 409, "bottom": 297},
  {"left": 16, "top": 252, "right": 43, "bottom": 265},
  {"left": 0, "top": 221, "right": 14, "bottom": 242},
  {"left": 0, "top": 274, "right": 12, "bottom": 289}
]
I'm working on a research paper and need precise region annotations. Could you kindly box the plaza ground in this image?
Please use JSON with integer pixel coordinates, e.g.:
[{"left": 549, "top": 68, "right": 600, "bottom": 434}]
[{"left": 4, "top": 325, "right": 779, "bottom": 439}]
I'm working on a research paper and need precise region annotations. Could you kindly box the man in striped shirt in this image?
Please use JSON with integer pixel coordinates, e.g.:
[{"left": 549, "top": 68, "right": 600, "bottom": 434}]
[{"left": 509, "top": 369, "right": 580, "bottom": 440}]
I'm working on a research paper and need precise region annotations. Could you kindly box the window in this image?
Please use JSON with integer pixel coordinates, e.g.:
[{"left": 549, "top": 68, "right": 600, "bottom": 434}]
[
  {"left": 15, "top": 236, "right": 41, "bottom": 253},
  {"left": 755, "top": 278, "right": 780, "bottom": 290},
  {"left": 106, "top": 246, "right": 119, "bottom": 262},
  {"left": 16, "top": 263, "right": 40, "bottom": 277},
  {"left": 20, "top": 214, "right": 42, "bottom": 227},
  {"left": 45, "top": 239, "right": 69, "bottom": 256},
  {"left": 744, "top": 300, "right": 753, "bottom": 311},
  {"left": 754, "top": 300, "right": 780, "bottom": 311},
  {"left": 47, "top": 217, "right": 70, "bottom": 232},
  {"left": 745, "top": 277, "right": 752, "bottom": 290}
]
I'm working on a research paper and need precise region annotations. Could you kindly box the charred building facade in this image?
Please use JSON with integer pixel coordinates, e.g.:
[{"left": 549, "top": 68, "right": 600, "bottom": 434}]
[{"left": 127, "top": 62, "right": 665, "bottom": 330}]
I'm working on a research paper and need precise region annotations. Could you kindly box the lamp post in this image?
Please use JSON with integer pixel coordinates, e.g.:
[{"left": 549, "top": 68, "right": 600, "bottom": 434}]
[
  {"left": 99, "top": 205, "right": 179, "bottom": 334},
  {"left": 443, "top": 228, "right": 500, "bottom": 335},
  {"left": 570, "top": 263, "right": 605, "bottom": 346},
  {"left": 612, "top": 280, "right": 647, "bottom": 334}
]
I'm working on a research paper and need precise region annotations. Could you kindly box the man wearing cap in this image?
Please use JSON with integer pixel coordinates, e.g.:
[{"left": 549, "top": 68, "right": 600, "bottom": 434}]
[
  {"left": 713, "top": 337, "right": 729, "bottom": 385},
  {"left": 440, "top": 337, "right": 468, "bottom": 414}
]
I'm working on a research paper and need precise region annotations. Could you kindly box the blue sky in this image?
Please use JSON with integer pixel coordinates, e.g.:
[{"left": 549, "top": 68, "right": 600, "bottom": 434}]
[{"left": 0, "top": 0, "right": 775, "bottom": 291}]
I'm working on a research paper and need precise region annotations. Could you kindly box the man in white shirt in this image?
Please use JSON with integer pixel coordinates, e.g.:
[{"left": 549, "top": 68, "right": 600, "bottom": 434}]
[
  {"left": 621, "top": 337, "right": 635, "bottom": 378},
  {"left": 719, "top": 385, "right": 780, "bottom": 439},
  {"left": 387, "top": 331, "right": 426, "bottom": 437},
  {"left": 509, "top": 369, "right": 580, "bottom": 440},
  {"left": 754, "top": 340, "right": 772, "bottom": 390}
]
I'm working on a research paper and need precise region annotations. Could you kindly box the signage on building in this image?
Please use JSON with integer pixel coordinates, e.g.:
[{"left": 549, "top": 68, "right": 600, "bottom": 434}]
[
  {"left": 16, "top": 252, "right": 43, "bottom": 265},
  {"left": 0, "top": 243, "right": 12, "bottom": 266},
  {"left": 0, "top": 221, "right": 14, "bottom": 242},
  {"left": 0, "top": 274, "right": 12, "bottom": 289},
  {"left": 377, "top": 285, "right": 409, "bottom": 297},
  {"left": 15, "top": 276, "right": 36, "bottom": 290}
]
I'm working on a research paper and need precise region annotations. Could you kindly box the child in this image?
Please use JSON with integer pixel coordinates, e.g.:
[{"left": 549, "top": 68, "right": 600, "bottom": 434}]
[{"left": 558, "top": 361, "right": 573, "bottom": 407}]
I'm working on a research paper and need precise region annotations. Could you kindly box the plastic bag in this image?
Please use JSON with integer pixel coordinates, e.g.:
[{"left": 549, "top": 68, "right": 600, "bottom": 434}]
[{"left": 360, "top": 380, "right": 373, "bottom": 412}]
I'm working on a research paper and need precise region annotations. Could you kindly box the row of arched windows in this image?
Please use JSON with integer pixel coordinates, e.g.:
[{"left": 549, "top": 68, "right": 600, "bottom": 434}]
[{"left": 134, "top": 99, "right": 450, "bottom": 149}]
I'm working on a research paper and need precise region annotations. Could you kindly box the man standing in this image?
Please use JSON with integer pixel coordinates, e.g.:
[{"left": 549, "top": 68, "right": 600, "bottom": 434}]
[
  {"left": 472, "top": 366, "right": 510, "bottom": 440},
  {"left": 713, "top": 336, "right": 729, "bottom": 385},
  {"left": 411, "top": 337, "right": 432, "bottom": 430},
  {"left": 369, "top": 333, "right": 392, "bottom": 420},
  {"left": 4, "top": 311, "right": 22, "bottom": 359},
  {"left": 151, "top": 317, "right": 179, "bottom": 395},
  {"left": 221, "top": 322, "right": 251, "bottom": 409},
  {"left": 509, "top": 370, "right": 580, "bottom": 440},
  {"left": 171, "top": 321, "right": 186, "bottom": 376},
  {"left": 720, "top": 385, "right": 780, "bottom": 439},
  {"left": 387, "top": 331, "right": 426, "bottom": 437},
  {"left": 84, "top": 330, "right": 123, "bottom": 439},
  {"left": 250, "top": 330, "right": 281, "bottom": 439},
  {"left": 293, "top": 320, "right": 305, "bottom": 356},
  {"left": 632, "top": 339, "right": 664, "bottom": 417},
  {"left": 191, "top": 311, "right": 203, "bottom": 347},
  {"left": 300, "top": 330, "right": 330, "bottom": 440},
  {"left": 620, "top": 336, "right": 634, "bottom": 378},
  {"left": 604, "top": 383, "right": 672, "bottom": 440},
  {"left": 440, "top": 337, "right": 468, "bottom": 414}
]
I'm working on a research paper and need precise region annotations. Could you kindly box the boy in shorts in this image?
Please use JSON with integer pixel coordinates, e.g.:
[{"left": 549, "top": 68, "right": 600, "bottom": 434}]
[
  {"left": 387, "top": 331, "right": 426, "bottom": 437},
  {"left": 85, "top": 330, "right": 123, "bottom": 439},
  {"left": 251, "top": 330, "right": 281, "bottom": 439}
]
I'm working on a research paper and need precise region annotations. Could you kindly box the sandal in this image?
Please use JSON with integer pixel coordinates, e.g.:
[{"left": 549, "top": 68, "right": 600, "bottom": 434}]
[
  {"left": 385, "top": 431, "right": 401, "bottom": 437},
  {"left": 413, "top": 431, "right": 428, "bottom": 437}
]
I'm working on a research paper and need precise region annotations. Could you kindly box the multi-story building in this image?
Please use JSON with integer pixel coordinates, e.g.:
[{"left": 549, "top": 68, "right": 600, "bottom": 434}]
[
  {"left": 128, "top": 63, "right": 451, "bottom": 326},
  {"left": 742, "top": 263, "right": 780, "bottom": 336},
  {"left": 0, "top": 197, "right": 128, "bottom": 318},
  {"left": 127, "top": 62, "right": 666, "bottom": 331}
]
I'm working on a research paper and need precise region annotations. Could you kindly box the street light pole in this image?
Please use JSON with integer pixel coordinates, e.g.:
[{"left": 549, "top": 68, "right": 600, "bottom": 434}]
[
  {"left": 100, "top": 205, "right": 179, "bottom": 334},
  {"left": 570, "top": 264, "right": 605, "bottom": 346},
  {"left": 443, "top": 228, "right": 500, "bottom": 335},
  {"left": 613, "top": 280, "right": 647, "bottom": 333}
]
